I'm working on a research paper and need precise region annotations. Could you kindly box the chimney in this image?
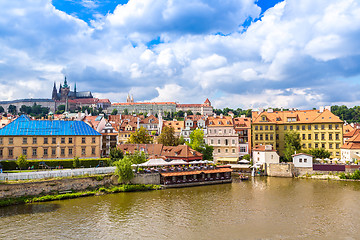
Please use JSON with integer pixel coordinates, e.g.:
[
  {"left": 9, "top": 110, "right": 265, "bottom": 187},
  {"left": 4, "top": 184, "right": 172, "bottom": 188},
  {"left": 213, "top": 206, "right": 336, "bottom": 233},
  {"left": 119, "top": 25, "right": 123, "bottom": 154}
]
[
  {"left": 319, "top": 106, "right": 324, "bottom": 113},
  {"left": 267, "top": 108, "right": 273, "bottom": 113},
  {"left": 220, "top": 114, "right": 223, "bottom": 119},
  {"left": 325, "top": 106, "right": 331, "bottom": 111},
  {"left": 241, "top": 114, "right": 245, "bottom": 118},
  {"left": 214, "top": 113, "right": 217, "bottom": 118}
]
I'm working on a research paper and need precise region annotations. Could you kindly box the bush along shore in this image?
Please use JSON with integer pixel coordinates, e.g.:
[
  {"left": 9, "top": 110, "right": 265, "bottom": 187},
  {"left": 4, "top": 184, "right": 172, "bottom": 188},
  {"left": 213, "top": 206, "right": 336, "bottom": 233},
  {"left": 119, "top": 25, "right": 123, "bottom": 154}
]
[{"left": 0, "top": 184, "right": 161, "bottom": 208}]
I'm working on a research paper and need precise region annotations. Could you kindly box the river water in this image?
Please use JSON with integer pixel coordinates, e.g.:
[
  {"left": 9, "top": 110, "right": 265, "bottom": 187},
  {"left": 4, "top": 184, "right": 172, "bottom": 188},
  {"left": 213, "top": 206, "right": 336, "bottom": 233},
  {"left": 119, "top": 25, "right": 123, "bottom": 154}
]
[{"left": 1, "top": 177, "right": 360, "bottom": 240}]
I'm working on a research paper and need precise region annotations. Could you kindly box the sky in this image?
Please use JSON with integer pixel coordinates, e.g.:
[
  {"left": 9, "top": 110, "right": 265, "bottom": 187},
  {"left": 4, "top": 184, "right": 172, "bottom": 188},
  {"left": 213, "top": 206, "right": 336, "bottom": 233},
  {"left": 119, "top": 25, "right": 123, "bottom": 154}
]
[{"left": 0, "top": 0, "right": 360, "bottom": 110}]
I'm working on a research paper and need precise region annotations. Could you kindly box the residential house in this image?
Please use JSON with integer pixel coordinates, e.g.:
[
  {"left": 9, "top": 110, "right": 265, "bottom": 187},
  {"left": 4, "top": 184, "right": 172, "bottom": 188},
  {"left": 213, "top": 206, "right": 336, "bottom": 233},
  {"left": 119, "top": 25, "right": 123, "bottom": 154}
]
[
  {"left": 233, "top": 116, "right": 251, "bottom": 158},
  {"left": 207, "top": 114, "right": 239, "bottom": 164},
  {"left": 341, "top": 131, "right": 360, "bottom": 162},
  {"left": 100, "top": 121, "right": 118, "bottom": 157},
  {"left": 252, "top": 145, "right": 280, "bottom": 165},
  {"left": 292, "top": 153, "right": 313, "bottom": 168}
]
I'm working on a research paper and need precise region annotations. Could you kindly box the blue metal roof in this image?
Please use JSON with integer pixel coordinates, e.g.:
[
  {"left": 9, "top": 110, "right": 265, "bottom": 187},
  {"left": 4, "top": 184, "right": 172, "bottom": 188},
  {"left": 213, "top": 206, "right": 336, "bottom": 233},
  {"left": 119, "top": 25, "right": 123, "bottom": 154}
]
[{"left": 0, "top": 115, "right": 101, "bottom": 136}]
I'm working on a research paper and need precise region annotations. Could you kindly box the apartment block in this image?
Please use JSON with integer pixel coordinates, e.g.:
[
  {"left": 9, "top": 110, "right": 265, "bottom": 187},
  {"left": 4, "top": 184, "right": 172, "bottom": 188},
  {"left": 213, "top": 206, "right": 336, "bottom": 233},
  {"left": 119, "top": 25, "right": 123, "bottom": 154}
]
[{"left": 252, "top": 107, "right": 343, "bottom": 158}]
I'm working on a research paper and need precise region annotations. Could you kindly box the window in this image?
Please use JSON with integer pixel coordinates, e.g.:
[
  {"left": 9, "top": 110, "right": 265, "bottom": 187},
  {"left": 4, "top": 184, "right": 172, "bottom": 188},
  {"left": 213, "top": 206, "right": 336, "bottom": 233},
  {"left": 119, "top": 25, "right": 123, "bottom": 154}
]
[
  {"left": 329, "top": 124, "right": 332, "bottom": 130},
  {"left": 69, "top": 138, "right": 73, "bottom": 144},
  {"left": 22, "top": 148, "right": 27, "bottom": 155},
  {"left": 68, "top": 148, "right": 73, "bottom": 155},
  {"left": 255, "top": 134, "right": 258, "bottom": 141},
  {"left": 32, "top": 148, "right": 37, "bottom": 156},
  {"left": 315, "top": 143, "right": 318, "bottom": 148},
  {"left": 315, "top": 134, "right": 318, "bottom": 140},
  {"left": 225, "top": 149, "right": 228, "bottom": 153},
  {"left": 8, "top": 148, "right": 13, "bottom": 156},
  {"left": 82, "top": 147, "right": 86, "bottom": 155},
  {"left": 302, "top": 125, "right": 305, "bottom": 130},
  {"left": 255, "top": 126, "right": 258, "bottom": 130},
  {"left": 290, "top": 126, "right": 293, "bottom": 130},
  {"left": 218, "top": 139, "right": 221, "bottom": 144},
  {"left": 314, "top": 125, "right": 318, "bottom": 130},
  {"left": 336, "top": 144, "right": 340, "bottom": 149},
  {"left": 265, "top": 126, "right": 268, "bottom": 130},
  {"left": 336, "top": 134, "right": 339, "bottom": 140},
  {"left": 335, "top": 124, "right": 339, "bottom": 130},
  {"left": 304, "top": 159, "right": 307, "bottom": 163},
  {"left": 270, "top": 134, "right": 273, "bottom": 140},
  {"left": 302, "top": 144, "right": 306, "bottom": 148},
  {"left": 217, "top": 149, "right": 220, "bottom": 153},
  {"left": 329, "top": 143, "right": 333, "bottom": 149},
  {"left": 329, "top": 134, "right": 332, "bottom": 140},
  {"left": 299, "top": 158, "right": 302, "bottom": 163},
  {"left": 276, "top": 126, "right": 279, "bottom": 130},
  {"left": 260, "top": 126, "right": 263, "bottom": 131},
  {"left": 82, "top": 137, "right": 86, "bottom": 144},
  {"left": 232, "top": 149, "right": 235, "bottom": 153},
  {"left": 232, "top": 139, "right": 235, "bottom": 145},
  {"left": 92, "top": 137, "right": 96, "bottom": 144},
  {"left": 270, "top": 126, "right": 273, "bottom": 130},
  {"left": 321, "top": 134, "right": 325, "bottom": 140},
  {"left": 210, "top": 139, "right": 214, "bottom": 145},
  {"left": 308, "top": 143, "right": 311, "bottom": 148},
  {"left": 52, "top": 148, "right": 56, "bottom": 155},
  {"left": 33, "top": 138, "right": 37, "bottom": 144},
  {"left": 297, "top": 126, "right": 300, "bottom": 131},
  {"left": 52, "top": 138, "right": 56, "bottom": 144},
  {"left": 308, "top": 125, "right": 311, "bottom": 130},
  {"left": 302, "top": 134, "right": 306, "bottom": 140},
  {"left": 44, "top": 138, "right": 48, "bottom": 144},
  {"left": 43, "top": 148, "right": 48, "bottom": 156},
  {"left": 0, "top": 138, "right": 2, "bottom": 145},
  {"left": 308, "top": 134, "right": 311, "bottom": 140},
  {"left": 271, "top": 155, "right": 274, "bottom": 159},
  {"left": 61, "top": 148, "right": 65, "bottom": 155},
  {"left": 284, "top": 126, "right": 287, "bottom": 130},
  {"left": 92, "top": 147, "right": 96, "bottom": 155},
  {"left": 265, "top": 134, "right": 268, "bottom": 140},
  {"left": 240, "top": 147, "right": 246, "bottom": 152},
  {"left": 224, "top": 129, "right": 226, "bottom": 134},
  {"left": 321, "top": 125, "right": 325, "bottom": 130},
  {"left": 23, "top": 138, "right": 28, "bottom": 144},
  {"left": 0, "top": 148, "right": 3, "bottom": 156},
  {"left": 276, "top": 134, "right": 279, "bottom": 140},
  {"left": 322, "top": 143, "right": 325, "bottom": 148},
  {"left": 225, "top": 139, "right": 228, "bottom": 145},
  {"left": 61, "top": 138, "right": 65, "bottom": 144},
  {"left": 260, "top": 134, "right": 263, "bottom": 140}
]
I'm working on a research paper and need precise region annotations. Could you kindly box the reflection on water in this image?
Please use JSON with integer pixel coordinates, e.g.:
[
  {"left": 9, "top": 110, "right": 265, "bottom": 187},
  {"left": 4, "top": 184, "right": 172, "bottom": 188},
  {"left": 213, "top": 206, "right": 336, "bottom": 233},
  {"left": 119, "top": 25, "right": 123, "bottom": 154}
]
[{"left": 1, "top": 177, "right": 360, "bottom": 239}]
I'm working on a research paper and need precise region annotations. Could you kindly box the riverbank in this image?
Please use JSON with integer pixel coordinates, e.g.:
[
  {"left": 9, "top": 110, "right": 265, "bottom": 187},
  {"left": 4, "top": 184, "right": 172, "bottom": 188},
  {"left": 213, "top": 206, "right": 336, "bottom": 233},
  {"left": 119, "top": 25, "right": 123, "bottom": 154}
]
[{"left": 0, "top": 184, "right": 161, "bottom": 207}]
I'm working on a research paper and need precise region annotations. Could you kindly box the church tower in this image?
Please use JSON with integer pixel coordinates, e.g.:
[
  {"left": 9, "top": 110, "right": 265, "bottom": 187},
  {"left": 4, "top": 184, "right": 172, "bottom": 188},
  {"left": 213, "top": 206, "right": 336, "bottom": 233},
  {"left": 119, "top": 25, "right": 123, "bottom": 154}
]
[
  {"left": 60, "top": 77, "right": 70, "bottom": 101},
  {"left": 52, "top": 82, "right": 58, "bottom": 100}
]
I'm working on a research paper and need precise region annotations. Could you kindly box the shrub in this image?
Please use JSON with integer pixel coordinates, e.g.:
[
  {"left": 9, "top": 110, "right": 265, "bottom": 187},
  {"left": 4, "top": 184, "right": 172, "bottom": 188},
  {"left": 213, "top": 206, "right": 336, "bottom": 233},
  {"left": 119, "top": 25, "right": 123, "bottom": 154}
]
[
  {"left": 73, "top": 157, "right": 80, "bottom": 168},
  {"left": 16, "top": 154, "right": 28, "bottom": 170}
]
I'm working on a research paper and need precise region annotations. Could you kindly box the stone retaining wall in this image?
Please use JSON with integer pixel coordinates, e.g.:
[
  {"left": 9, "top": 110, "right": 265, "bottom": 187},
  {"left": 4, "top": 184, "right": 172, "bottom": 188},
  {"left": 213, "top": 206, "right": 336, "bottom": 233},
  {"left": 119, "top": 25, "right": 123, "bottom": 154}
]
[
  {"left": 130, "top": 173, "right": 160, "bottom": 185},
  {"left": 266, "top": 163, "right": 294, "bottom": 177},
  {"left": 0, "top": 175, "right": 117, "bottom": 199}
]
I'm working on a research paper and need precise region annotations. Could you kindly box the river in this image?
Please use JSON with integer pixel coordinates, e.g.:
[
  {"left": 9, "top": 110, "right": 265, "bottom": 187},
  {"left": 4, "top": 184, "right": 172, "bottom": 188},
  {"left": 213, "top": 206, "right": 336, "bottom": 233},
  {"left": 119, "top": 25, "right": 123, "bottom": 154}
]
[{"left": 1, "top": 177, "right": 360, "bottom": 239}]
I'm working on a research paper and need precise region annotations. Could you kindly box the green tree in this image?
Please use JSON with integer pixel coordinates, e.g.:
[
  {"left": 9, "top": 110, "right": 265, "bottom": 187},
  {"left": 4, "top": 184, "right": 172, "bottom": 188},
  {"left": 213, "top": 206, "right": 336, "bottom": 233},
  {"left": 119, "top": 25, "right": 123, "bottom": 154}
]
[
  {"left": 186, "top": 110, "right": 193, "bottom": 116},
  {"left": 284, "top": 130, "right": 301, "bottom": 161},
  {"left": 114, "top": 156, "right": 134, "bottom": 183},
  {"left": 127, "top": 127, "right": 153, "bottom": 144},
  {"left": 126, "top": 151, "right": 147, "bottom": 164},
  {"left": 111, "top": 109, "right": 118, "bottom": 115},
  {"left": 0, "top": 106, "right": 4, "bottom": 113},
  {"left": 124, "top": 109, "right": 129, "bottom": 115},
  {"left": 176, "top": 110, "right": 185, "bottom": 118},
  {"left": 110, "top": 147, "right": 124, "bottom": 163},
  {"left": 157, "top": 126, "right": 178, "bottom": 146},
  {"left": 306, "top": 148, "right": 331, "bottom": 159},
  {"left": 73, "top": 157, "right": 80, "bottom": 168},
  {"left": 186, "top": 129, "right": 213, "bottom": 160},
  {"left": 8, "top": 105, "right": 16, "bottom": 114},
  {"left": 242, "top": 154, "right": 251, "bottom": 161},
  {"left": 16, "top": 154, "right": 28, "bottom": 170}
]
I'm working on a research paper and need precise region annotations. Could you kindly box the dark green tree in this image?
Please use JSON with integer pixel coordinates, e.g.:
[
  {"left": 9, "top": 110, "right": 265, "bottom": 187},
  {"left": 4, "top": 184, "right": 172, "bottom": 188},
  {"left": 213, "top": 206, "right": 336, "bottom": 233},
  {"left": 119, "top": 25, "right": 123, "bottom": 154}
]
[
  {"left": 115, "top": 156, "right": 134, "bottom": 183},
  {"left": 111, "top": 109, "right": 118, "bottom": 115},
  {"left": 16, "top": 154, "right": 28, "bottom": 170},
  {"left": 8, "top": 105, "right": 16, "bottom": 114},
  {"left": 157, "top": 126, "right": 178, "bottom": 146},
  {"left": 127, "top": 127, "right": 153, "bottom": 144},
  {"left": 186, "top": 129, "right": 214, "bottom": 160},
  {"left": 110, "top": 147, "right": 124, "bottom": 162},
  {"left": 305, "top": 148, "right": 331, "bottom": 159},
  {"left": 284, "top": 131, "right": 301, "bottom": 161},
  {"left": 124, "top": 109, "right": 129, "bottom": 115},
  {"left": 0, "top": 106, "right": 4, "bottom": 113}
]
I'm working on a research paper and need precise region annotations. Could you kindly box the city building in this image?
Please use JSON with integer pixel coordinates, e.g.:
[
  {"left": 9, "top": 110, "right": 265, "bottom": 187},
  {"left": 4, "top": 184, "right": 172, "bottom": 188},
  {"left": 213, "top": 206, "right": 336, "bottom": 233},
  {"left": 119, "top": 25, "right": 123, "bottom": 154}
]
[
  {"left": 181, "top": 115, "right": 208, "bottom": 143},
  {"left": 175, "top": 98, "right": 213, "bottom": 115},
  {"left": 110, "top": 101, "right": 176, "bottom": 115},
  {"left": 341, "top": 131, "right": 360, "bottom": 162},
  {"left": 251, "top": 107, "right": 343, "bottom": 158},
  {"left": 207, "top": 114, "right": 239, "bottom": 164},
  {"left": 0, "top": 115, "right": 101, "bottom": 160},
  {"left": 252, "top": 145, "right": 280, "bottom": 165},
  {"left": 100, "top": 121, "right": 118, "bottom": 157},
  {"left": 233, "top": 116, "right": 251, "bottom": 158},
  {"left": 163, "top": 120, "right": 185, "bottom": 137},
  {"left": 52, "top": 77, "right": 93, "bottom": 101}
]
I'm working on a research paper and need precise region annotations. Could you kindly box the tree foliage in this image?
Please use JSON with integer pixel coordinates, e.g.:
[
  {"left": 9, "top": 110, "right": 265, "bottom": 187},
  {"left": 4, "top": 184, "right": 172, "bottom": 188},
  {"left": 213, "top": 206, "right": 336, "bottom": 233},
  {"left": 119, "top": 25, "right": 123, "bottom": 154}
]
[
  {"left": 110, "top": 148, "right": 124, "bottom": 162},
  {"left": 111, "top": 109, "right": 118, "bottom": 115},
  {"left": 19, "top": 104, "right": 49, "bottom": 118},
  {"left": 16, "top": 154, "right": 28, "bottom": 170},
  {"left": 127, "top": 127, "right": 153, "bottom": 144},
  {"left": 0, "top": 106, "right": 4, "bottom": 113},
  {"left": 284, "top": 131, "right": 301, "bottom": 161},
  {"left": 125, "top": 151, "right": 147, "bottom": 164},
  {"left": 73, "top": 157, "right": 80, "bottom": 168},
  {"left": 305, "top": 148, "right": 331, "bottom": 159},
  {"left": 8, "top": 105, "right": 16, "bottom": 114},
  {"left": 115, "top": 156, "right": 134, "bottom": 183},
  {"left": 213, "top": 108, "right": 252, "bottom": 117},
  {"left": 331, "top": 105, "right": 360, "bottom": 123},
  {"left": 157, "top": 126, "right": 180, "bottom": 146},
  {"left": 186, "top": 129, "right": 214, "bottom": 160}
]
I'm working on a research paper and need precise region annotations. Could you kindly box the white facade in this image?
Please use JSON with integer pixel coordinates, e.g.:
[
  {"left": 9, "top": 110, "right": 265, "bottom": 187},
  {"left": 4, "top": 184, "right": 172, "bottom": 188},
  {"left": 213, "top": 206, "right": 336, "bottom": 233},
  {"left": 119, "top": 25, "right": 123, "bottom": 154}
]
[
  {"left": 252, "top": 145, "right": 279, "bottom": 165},
  {"left": 292, "top": 154, "right": 313, "bottom": 168},
  {"left": 341, "top": 149, "right": 360, "bottom": 162}
]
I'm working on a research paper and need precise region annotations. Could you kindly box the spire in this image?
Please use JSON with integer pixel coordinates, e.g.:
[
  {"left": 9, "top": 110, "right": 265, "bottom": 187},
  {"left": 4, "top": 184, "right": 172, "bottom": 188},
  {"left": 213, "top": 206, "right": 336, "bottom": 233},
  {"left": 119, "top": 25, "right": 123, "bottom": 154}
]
[
  {"left": 52, "top": 82, "right": 58, "bottom": 100},
  {"left": 63, "top": 76, "right": 69, "bottom": 88},
  {"left": 59, "top": 83, "right": 62, "bottom": 93},
  {"left": 131, "top": 94, "right": 134, "bottom": 103},
  {"left": 74, "top": 82, "right": 77, "bottom": 93}
]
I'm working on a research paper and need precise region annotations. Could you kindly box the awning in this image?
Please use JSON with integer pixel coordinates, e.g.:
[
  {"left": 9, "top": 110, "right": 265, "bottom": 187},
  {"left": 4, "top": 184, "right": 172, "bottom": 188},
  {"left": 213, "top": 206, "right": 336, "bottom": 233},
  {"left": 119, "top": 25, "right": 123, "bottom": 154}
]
[{"left": 216, "top": 157, "right": 238, "bottom": 163}]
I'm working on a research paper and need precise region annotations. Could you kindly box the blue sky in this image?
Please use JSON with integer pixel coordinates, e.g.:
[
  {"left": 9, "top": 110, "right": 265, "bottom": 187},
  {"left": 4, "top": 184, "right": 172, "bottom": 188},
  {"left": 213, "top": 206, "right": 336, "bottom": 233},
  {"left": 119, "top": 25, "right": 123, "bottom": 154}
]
[{"left": 0, "top": 0, "right": 360, "bottom": 109}]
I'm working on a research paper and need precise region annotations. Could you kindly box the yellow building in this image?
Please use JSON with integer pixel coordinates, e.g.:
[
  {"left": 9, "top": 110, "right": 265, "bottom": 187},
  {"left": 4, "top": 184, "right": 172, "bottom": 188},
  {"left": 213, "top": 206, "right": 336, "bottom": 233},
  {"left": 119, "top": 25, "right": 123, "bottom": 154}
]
[
  {"left": 252, "top": 108, "right": 343, "bottom": 158},
  {"left": 0, "top": 115, "right": 101, "bottom": 160}
]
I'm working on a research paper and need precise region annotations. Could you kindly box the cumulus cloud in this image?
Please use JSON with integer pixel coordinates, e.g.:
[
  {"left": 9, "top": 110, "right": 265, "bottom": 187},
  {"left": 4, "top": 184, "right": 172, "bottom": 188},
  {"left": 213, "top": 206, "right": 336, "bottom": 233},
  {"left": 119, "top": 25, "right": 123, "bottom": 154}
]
[{"left": 0, "top": 0, "right": 360, "bottom": 110}]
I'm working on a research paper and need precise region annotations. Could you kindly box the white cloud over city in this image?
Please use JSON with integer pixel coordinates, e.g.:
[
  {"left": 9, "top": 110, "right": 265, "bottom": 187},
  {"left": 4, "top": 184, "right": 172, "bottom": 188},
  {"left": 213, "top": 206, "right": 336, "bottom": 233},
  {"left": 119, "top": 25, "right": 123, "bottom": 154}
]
[{"left": 0, "top": 0, "right": 359, "bottom": 109}]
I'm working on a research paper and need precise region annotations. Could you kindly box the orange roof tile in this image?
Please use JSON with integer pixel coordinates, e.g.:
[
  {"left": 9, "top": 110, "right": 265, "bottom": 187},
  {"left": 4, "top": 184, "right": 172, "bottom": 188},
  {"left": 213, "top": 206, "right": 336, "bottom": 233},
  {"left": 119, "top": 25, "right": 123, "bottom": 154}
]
[{"left": 208, "top": 116, "right": 233, "bottom": 127}]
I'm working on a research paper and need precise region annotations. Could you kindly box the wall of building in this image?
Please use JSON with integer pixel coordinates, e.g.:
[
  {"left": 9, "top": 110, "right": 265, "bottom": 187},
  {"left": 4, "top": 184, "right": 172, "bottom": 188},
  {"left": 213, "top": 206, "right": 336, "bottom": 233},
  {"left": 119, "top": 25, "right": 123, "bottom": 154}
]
[
  {"left": 130, "top": 173, "right": 160, "bottom": 185},
  {"left": 293, "top": 155, "right": 313, "bottom": 168},
  {"left": 0, "top": 175, "right": 117, "bottom": 199},
  {"left": 266, "top": 163, "right": 294, "bottom": 177}
]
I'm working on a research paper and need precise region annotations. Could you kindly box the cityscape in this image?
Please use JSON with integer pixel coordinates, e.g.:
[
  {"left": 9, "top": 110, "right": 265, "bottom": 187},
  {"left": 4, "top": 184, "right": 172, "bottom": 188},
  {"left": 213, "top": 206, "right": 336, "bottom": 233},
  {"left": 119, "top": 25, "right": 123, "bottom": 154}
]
[{"left": 1, "top": 0, "right": 360, "bottom": 239}]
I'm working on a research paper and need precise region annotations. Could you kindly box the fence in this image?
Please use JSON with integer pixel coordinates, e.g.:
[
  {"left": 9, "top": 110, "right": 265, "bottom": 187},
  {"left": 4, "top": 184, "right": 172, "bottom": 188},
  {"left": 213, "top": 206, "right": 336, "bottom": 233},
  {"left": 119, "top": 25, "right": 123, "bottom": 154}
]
[
  {"left": 0, "top": 167, "right": 116, "bottom": 181},
  {"left": 312, "top": 164, "right": 345, "bottom": 172}
]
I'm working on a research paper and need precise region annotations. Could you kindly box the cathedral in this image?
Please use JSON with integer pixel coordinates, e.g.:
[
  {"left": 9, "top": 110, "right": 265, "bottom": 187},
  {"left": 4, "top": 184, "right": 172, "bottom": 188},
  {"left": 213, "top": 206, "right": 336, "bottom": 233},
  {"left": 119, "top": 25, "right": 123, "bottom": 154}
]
[{"left": 52, "top": 77, "right": 93, "bottom": 101}]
